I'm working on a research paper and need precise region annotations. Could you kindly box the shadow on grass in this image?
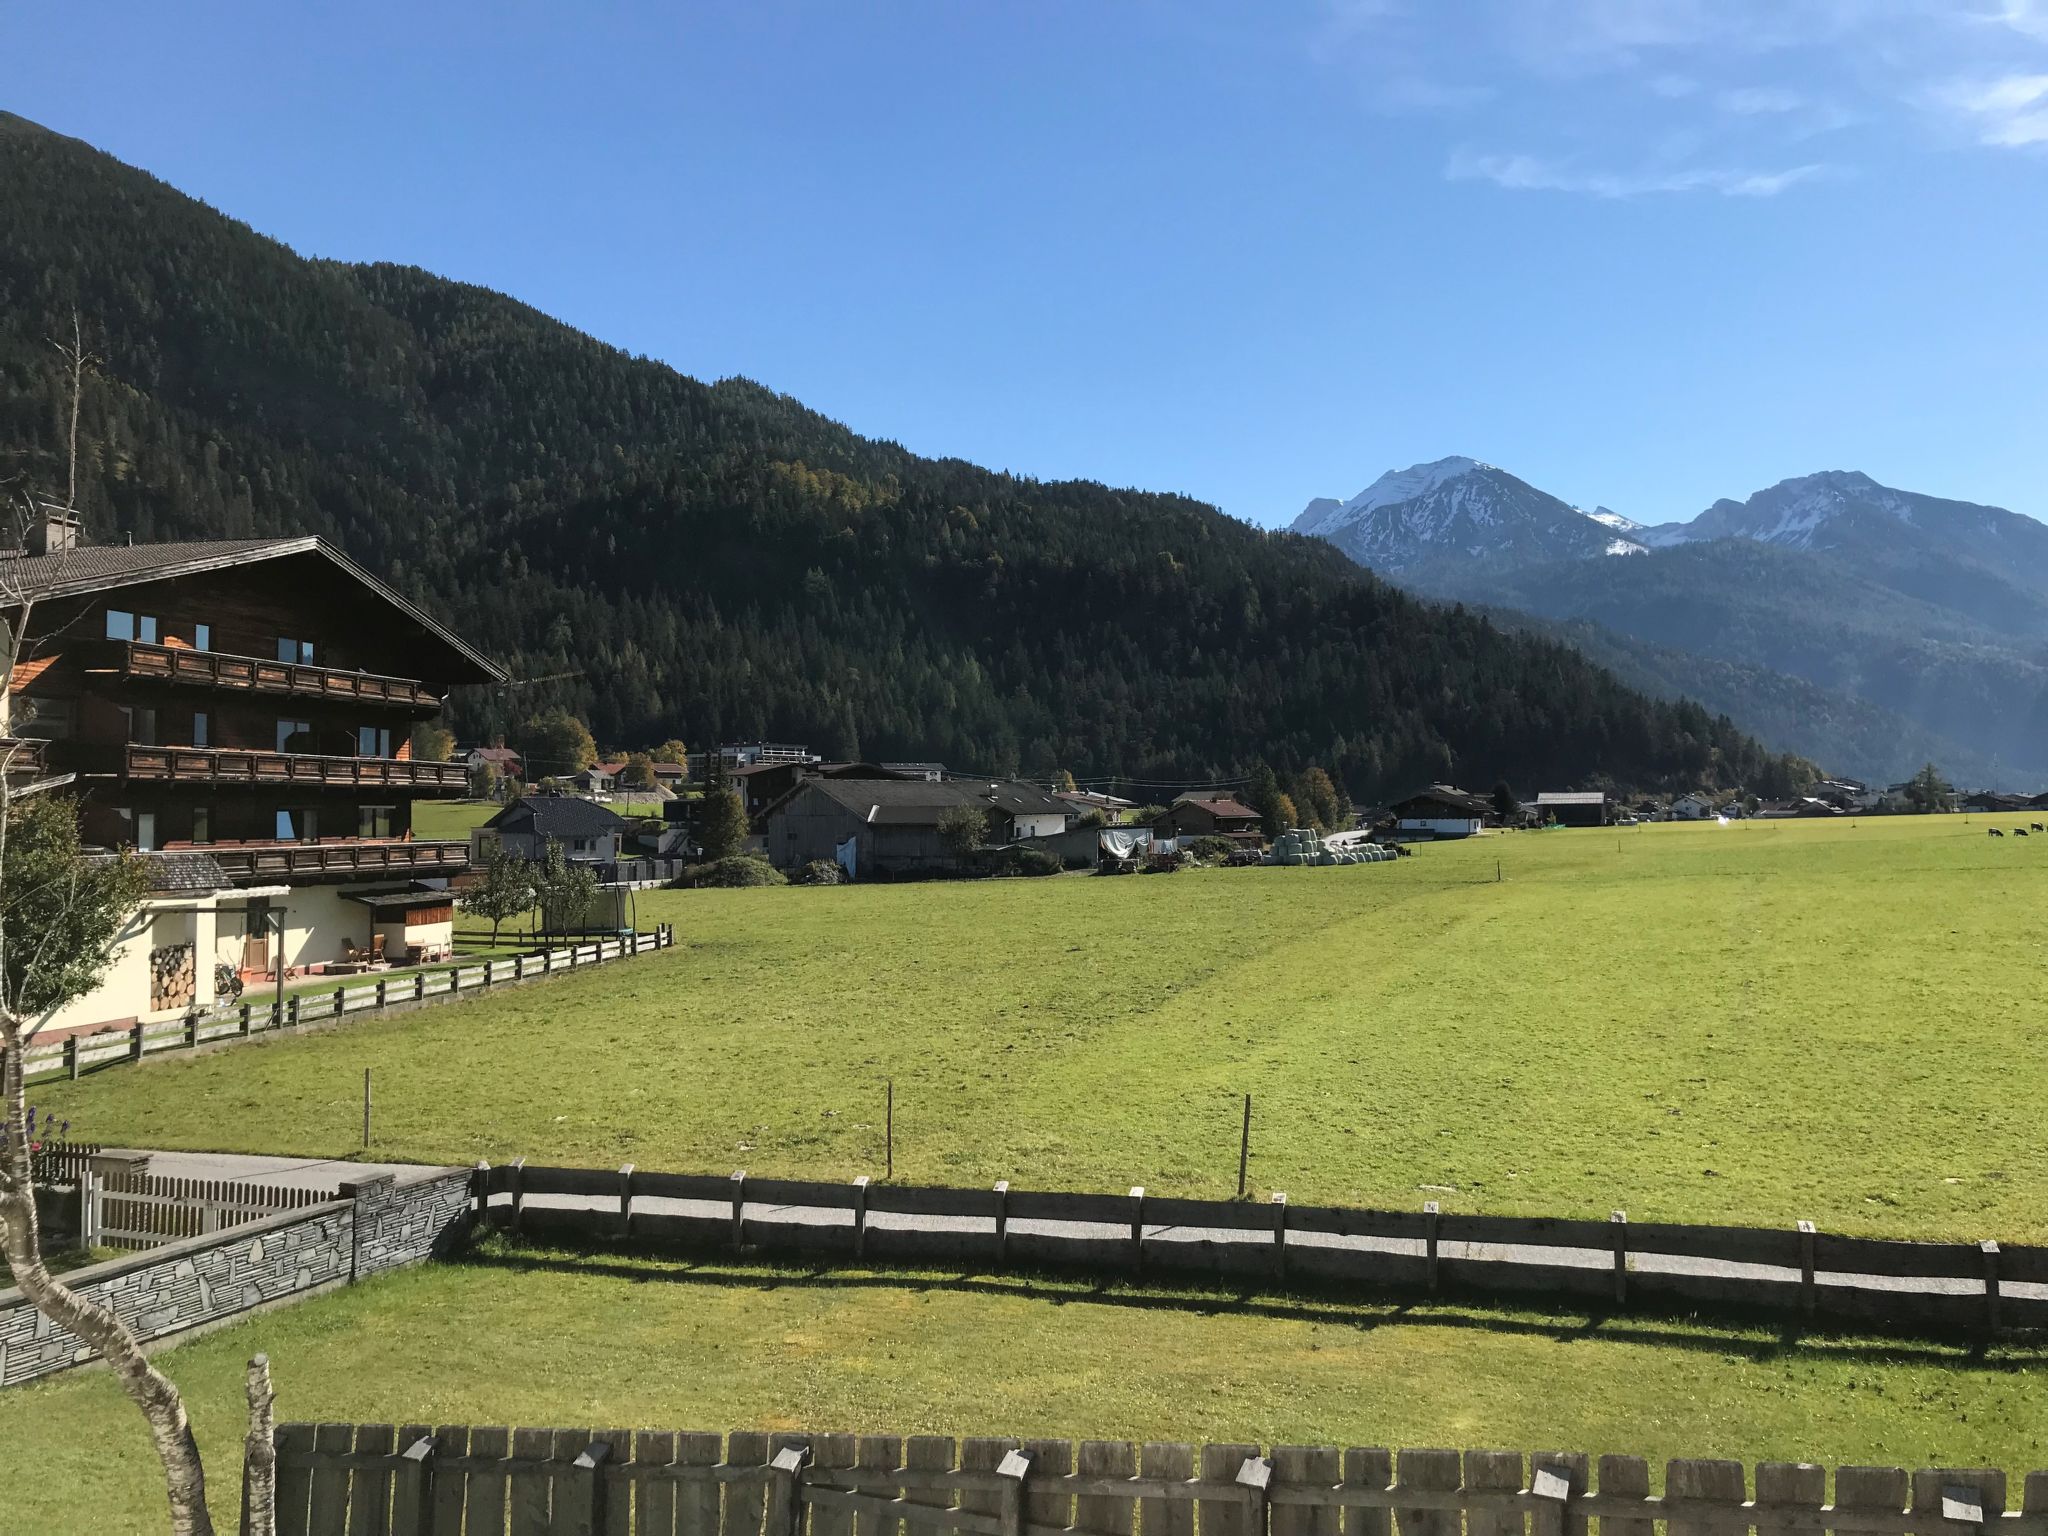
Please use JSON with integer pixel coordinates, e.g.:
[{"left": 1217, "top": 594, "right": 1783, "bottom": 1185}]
[{"left": 452, "top": 1237, "right": 2045, "bottom": 1373}]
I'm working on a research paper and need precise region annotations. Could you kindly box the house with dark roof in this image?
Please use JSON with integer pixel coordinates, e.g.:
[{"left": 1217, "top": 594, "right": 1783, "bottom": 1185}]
[
  {"left": 1152, "top": 796, "right": 1263, "bottom": 841},
  {"left": 1389, "top": 784, "right": 1490, "bottom": 839},
  {"left": 762, "top": 777, "right": 1072, "bottom": 877},
  {"left": 2, "top": 512, "right": 501, "bottom": 1012},
  {"left": 474, "top": 796, "right": 629, "bottom": 863},
  {"left": 461, "top": 744, "right": 524, "bottom": 781},
  {"left": 1535, "top": 790, "right": 1612, "bottom": 828}
]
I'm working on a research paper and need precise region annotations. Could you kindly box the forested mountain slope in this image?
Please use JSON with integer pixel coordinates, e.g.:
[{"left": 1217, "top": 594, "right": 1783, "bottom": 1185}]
[{"left": 0, "top": 113, "right": 1793, "bottom": 795}]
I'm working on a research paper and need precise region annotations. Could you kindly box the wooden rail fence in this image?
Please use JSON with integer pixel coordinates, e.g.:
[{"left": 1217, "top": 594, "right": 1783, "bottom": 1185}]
[
  {"left": 472, "top": 1162, "right": 2048, "bottom": 1336},
  {"left": 84, "top": 1169, "right": 338, "bottom": 1251},
  {"left": 19, "top": 925, "right": 674, "bottom": 1085},
  {"left": 264, "top": 1425, "right": 2048, "bottom": 1536}
]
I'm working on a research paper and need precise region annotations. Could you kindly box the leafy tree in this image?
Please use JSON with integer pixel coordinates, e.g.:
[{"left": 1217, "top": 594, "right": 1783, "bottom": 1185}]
[
  {"left": 620, "top": 751, "right": 656, "bottom": 789},
  {"left": 1295, "top": 767, "right": 1344, "bottom": 831},
  {"left": 410, "top": 723, "right": 455, "bottom": 763},
  {"left": 467, "top": 760, "right": 501, "bottom": 800},
  {"left": 1055, "top": 769, "right": 1078, "bottom": 792},
  {"left": 937, "top": 804, "right": 990, "bottom": 861},
  {"left": 531, "top": 838, "right": 600, "bottom": 938},
  {"left": 695, "top": 786, "right": 749, "bottom": 861},
  {"left": 520, "top": 709, "right": 598, "bottom": 779},
  {"left": 1491, "top": 780, "right": 1520, "bottom": 820},
  {"left": 1903, "top": 762, "right": 1951, "bottom": 813},
  {"left": 653, "top": 739, "right": 689, "bottom": 773},
  {"left": 459, "top": 841, "right": 535, "bottom": 947},
  {"left": 1273, "top": 792, "right": 1300, "bottom": 831}
]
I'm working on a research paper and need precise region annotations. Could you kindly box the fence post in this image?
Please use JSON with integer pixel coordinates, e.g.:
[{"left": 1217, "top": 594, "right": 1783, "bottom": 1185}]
[
  {"left": 514, "top": 954, "right": 525, "bottom": 981},
  {"left": 509, "top": 1156, "right": 526, "bottom": 1234},
  {"left": 1271, "top": 1191, "right": 1288, "bottom": 1284},
  {"left": 130, "top": 1020, "right": 145, "bottom": 1063},
  {"left": 287, "top": 995, "right": 300, "bottom": 1029},
  {"left": 183, "top": 1014, "right": 198, "bottom": 1049},
  {"left": 993, "top": 1179, "right": 1009, "bottom": 1266},
  {"left": 333, "top": 987, "right": 344, "bottom": 1019},
  {"left": 768, "top": 1443, "right": 813, "bottom": 1536},
  {"left": 449, "top": 968, "right": 459, "bottom": 994},
  {"left": 375, "top": 979, "right": 386, "bottom": 1009},
  {"left": 472, "top": 1160, "right": 490, "bottom": 1222},
  {"left": 1611, "top": 1210, "right": 1628, "bottom": 1305},
  {"left": 852, "top": 1175, "right": 870, "bottom": 1260},
  {"left": 396, "top": 1433, "right": 436, "bottom": 1536},
  {"left": 570, "top": 945, "right": 579, "bottom": 969},
  {"left": 1982, "top": 1240, "right": 2002, "bottom": 1335},
  {"left": 544, "top": 949, "right": 553, "bottom": 975},
  {"left": 1129, "top": 1185, "right": 1145, "bottom": 1273},
  {"left": 731, "top": 1169, "right": 747, "bottom": 1250},
  {"left": 414, "top": 973, "right": 425, "bottom": 1001},
  {"left": 997, "top": 1447, "right": 1034, "bottom": 1536},
  {"left": 1236, "top": 1454, "right": 1273, "bottom": 1536},
  {"left": 239, "top": 1002, "right": 251, "bottom": 1036},
  {"left": 574, "top": 1438, "right": 617, "bottom": 1533},
  {"left": 619, "top": 1163, "right": 635, "bottom": 1238},
  {"left": 1424, "top": 1200, "right": 1441, "bottom": 1292},
  {"left": 484, "top": 960, "right": 493, "bottom": 988},
  {"left": 1797, "top": 1220, "right": 1817, "bottom": 1317},
  {"left": 65, "top": 1035, "right": 79, "bottom": 1081},
  {"left": 77, "top": 1168, "right": 98, "bottom": 1247}
]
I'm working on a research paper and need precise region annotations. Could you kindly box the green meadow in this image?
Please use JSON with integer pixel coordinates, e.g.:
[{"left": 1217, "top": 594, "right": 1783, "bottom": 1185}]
[
  {"left": 5, "top": 1243, "right": 2043, "bottom": 1533},
  {"left": 36, "top": 813, "right": 2048, "bottom": 1240}
]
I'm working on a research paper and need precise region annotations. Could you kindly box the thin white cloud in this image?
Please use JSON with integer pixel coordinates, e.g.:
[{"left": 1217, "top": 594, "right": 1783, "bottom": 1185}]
[
  {"left": 1718, "top": 86, "right": 1806, "bottom": 113},
  {"left": 1932, "top": 71, "right": 2048, "bottom": 144},
  {"left": 1989, "top": 0, "right": 2048, "bottom": 41},
  {"left": 1447, "top": 149, "right": 1828, "bottom": 196}
]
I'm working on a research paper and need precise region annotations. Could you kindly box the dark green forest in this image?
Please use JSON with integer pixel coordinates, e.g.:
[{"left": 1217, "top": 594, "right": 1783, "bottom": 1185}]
[{"left": 0, "top": 112, "right": 1799, "bottom": 795}]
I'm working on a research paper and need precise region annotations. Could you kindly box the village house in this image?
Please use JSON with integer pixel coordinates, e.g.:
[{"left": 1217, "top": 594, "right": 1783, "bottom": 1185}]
[
  {"left": 1388, "top": 784, "right": 1490, "bottom": 839},
  {"left": 1152, "top": 795, "right": 1263, "bottom": 841},
  {"left": 460, "top": 743, "right": 523, "bottom": 782},
  {"left": 2, "top": 512, "right": 502, "bottom": 1033},
  {"left": 762, "top": 777, "right": 1071, "bottom": 878},
  {"left": 1670, "top": 791, "right": 1716, "bottom": 821},
  {"left": 1755, "top": 796, "right": 1842, "bottom": 819},
  {"left": 473, "top": 795, "right": 627, "bottom": 864},
  {"left": 1535, "top": 790, "right": 1612, "bottom": 828},
  {"left": 1055, "top": 788, "right": 1136, "bottom": 820}
]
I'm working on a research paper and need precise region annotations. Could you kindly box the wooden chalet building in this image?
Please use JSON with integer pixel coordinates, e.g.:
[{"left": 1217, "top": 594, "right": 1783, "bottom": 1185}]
[
  {"left": 1152, "top": 795, "right": 1263, "bottom": 841},
  {"left": 4, "top": 513, "right": 502, "bottom": 1031}
]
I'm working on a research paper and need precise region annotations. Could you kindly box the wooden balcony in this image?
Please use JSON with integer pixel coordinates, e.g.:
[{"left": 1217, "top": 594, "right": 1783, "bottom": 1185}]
[
  {"left": 101, "top": 640, "right": 442, "bottom": 710},
  {"left": 202, "top": 838, "right": 471, "bottom": 883},
  {"left": 123, "top": 744, "right": 469, "bottom": 793},
  {"left": 0, "top": 738, "right": 48, "bottom": 774}
]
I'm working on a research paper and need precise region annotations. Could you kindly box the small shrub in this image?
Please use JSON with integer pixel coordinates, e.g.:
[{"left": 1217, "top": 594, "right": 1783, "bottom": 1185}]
[
  {"left": 797, "top": 859, "right": 846, "bottom": 886},
  {"left": 993, "top": 847, "right": 1063, "bottom": 878},
  {"left": 1186, "top": 835, "right": 1237, "bottom": 863},
  {"left": 679, "top": 855, "right": 788, "bottom": 888}
]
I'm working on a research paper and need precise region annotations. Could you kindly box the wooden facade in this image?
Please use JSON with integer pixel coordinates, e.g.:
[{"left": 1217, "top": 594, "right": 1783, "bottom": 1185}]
[{"left": 3, "top": 538, "right": 500, "bottom": 884}]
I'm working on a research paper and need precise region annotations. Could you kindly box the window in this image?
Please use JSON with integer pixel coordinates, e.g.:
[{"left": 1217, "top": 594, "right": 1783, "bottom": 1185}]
[
  {"left": 125, "top": 706, "right": 158, "bottom": 746},
  {"left": 193, "top": 624, "right": 211, "bottom": 652},
  {"left": 358, "top": 805, "right": 396, "bottom": 839},
  {"left": 192, "top": 711, "right": 209, "bottom": 748},
  {"left": 192, "top": 807, "right": 212, "bottom": 844},
  {"left": 19, "top": 697, "right": 73, "bottom": 739},
  {"left": 106, "top": 609, "right": 134, "bottom": 641},
  {"left": 275, "top": 808, "right": 318, "bottom": 841},
  {"left": 276, "top": 719, "right": 312, "bottom": 752},
  {"left": 134, "top": 811, "right": 156, "bottom": 852},
  {"left": 277, "top": 637, "right": 315, "bottom": 664},
  {"left": 357, "top": 724, "right": 392, "bottom": 758},
  {"left": 138, "top": 615, "right": 158, "bottom": 644}
]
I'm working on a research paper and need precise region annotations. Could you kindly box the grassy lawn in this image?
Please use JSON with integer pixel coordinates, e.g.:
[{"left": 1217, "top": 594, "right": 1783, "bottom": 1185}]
[
  {"left": 6, "top": 1241, "right": 2044, "bottom": 1533},
  {"left": 410, "top": 798, "right": 502, "bottom": 841},
  {"left": 32, "top": 814, "right": 2048, "bottom": 1240}
]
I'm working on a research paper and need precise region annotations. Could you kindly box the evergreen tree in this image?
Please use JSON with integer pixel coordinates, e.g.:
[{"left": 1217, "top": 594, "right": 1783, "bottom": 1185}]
[
  {"left": 1491, "top": 780, "right": 1520, "bottom": 820},
  {"left": 695, "top": 787, "right": 749, "bottom": 861},
  {"left": 1247, "top": 764, "right": 1287, "bottom": 838}
]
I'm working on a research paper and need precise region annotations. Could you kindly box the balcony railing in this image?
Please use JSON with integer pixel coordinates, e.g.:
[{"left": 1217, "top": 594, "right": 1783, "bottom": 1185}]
[
  {"left": 201, "top": 838, "right": 471, "bottom": 882},
  {"left": 123, "top": 744, "right": 469, "bottom": 792},
  {"left": 0, "top": 737, "right": 48, "bottom": 774},
  {"left": 100, "top": 640, "right": 442, "bottom": 709}
]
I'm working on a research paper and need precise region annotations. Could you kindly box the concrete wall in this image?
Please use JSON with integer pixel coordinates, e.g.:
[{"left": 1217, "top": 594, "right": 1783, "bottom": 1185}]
[{"left": 0, "top": 1170, "right": 471, "bottom": 1386}]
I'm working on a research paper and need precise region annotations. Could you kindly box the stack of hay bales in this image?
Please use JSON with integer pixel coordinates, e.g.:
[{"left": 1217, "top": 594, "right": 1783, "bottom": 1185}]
[{"left": 1264, "top": 829, "right": 1395, "bottom": 866}]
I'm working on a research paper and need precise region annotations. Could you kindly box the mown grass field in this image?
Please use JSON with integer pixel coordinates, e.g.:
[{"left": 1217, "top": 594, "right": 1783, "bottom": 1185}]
[
  {"left": 35, "top": 814, "right": 2048, "bottom": 1239},
  {"left": 6, "top": 1241, "right": 2044, "bottom": 1534}
]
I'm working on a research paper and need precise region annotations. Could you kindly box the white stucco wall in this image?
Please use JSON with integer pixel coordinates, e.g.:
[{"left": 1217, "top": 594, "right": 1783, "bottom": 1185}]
[
  {"left": 1397, "top": 816, "right": 1484, "bottom": 839},
  {"left": 1011, "top": 812, "right": 1067, "bottom": 839},
  {"left": 36, "top": 900, "right": 221, "bottom": 1036}
]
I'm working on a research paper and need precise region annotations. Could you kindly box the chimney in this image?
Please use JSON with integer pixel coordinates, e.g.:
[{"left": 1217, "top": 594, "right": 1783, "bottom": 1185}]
[{"left": 27, "top": 503, "right": 82, "bottom": 556}]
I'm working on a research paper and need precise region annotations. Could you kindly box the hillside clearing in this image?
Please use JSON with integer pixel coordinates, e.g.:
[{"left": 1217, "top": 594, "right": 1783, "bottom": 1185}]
[{"left": 34, "top": 816, "right": 2048, "bottom": 1240}]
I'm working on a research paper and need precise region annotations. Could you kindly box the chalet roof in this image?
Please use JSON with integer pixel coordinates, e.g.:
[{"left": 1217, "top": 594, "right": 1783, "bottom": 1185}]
[
  {"left": 485, "top": 796, "right": 628, "bottom": 838},
  {"left": 464, "top": 746, "right": 523, "bottom": 766},
  {"left": 84, "top": 850, "right": 233, "bottom": 895},
  {"left": 1391, "top": 784, "right": 1490, "bottom": 817},
  {"left": 790, "top": 776, "right": 1067, "bottom": 825},
  {"left": 345, "top": 885, "right": 457, "bottom": 912},
  {"left": 0, "top": 537, "right": 504, "bottom": 683},
  {"left": 1171, "top": 797, "right": 1260, "bottom": 820}
]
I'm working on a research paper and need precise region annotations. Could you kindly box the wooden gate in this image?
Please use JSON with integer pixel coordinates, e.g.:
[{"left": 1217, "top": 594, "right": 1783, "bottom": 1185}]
[
  {"left": 268, "top": 1424, "right": 2033, "bottom": 1536},
  {"left": 84, "top": 1170, "right": 338, "bottom": 1251}
]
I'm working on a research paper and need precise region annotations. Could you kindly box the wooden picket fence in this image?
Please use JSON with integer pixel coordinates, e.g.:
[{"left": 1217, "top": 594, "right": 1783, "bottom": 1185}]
[
  {"left": 264, "top": 1425, "right": 2048, "bottom": 1536},
  {"left": 84, "top": 1169, "right": 338, "bottom": 1251},
  {"left": 18, "top": 925, "right": 674, "bottom": 1086}
]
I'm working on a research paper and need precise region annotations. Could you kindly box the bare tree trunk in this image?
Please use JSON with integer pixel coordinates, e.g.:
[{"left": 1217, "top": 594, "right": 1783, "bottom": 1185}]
[
  {"left": 243, "top": 1353, "right": 277, "bottom": 1536},
  {"left": 0, "top": 1029, "right": 217, "bottom": 1536}
]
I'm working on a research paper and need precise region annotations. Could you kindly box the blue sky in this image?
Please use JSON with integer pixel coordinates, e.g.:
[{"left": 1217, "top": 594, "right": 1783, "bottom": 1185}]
[{"left": 9, "top": 1, "right": 2048, "bottom": 526}]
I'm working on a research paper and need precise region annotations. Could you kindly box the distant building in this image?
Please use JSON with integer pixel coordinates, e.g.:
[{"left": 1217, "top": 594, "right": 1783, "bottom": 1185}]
[
  {"left": 1670, "top": 792, "right": 1716, "bottom": 821},
  {"left": 1153, "top": 797, "right": 1263, "bottom": 841},
  {"left": 707, "top": 741, "right": 818, "bottom": 777},
  {"left": 1056, "top": 789, "right": 1137, "bottom": 819},
  {"left": 1536, "top": 790, "right": 1612, "bottom": 828},
  {"left": 1389, "top": 785, "right": 1490, "bottom": 839},
  {"left": 461, "top": 744, "right": 524, "bottom": 782},
  {"left": 473, "top": 795, "right": 627, "bottom": 863},
  {"left": 735, "top": 760, "right": 910, "bottom": 821},
  {"left": 881, "top": 762, "right": 946, "bottom": 782},
  {"left": 1755, "top": 797, "right": 1842, "bottom": 819},
  {"left": 763, "top": 778, "right": 1071, "bottom": 877}
]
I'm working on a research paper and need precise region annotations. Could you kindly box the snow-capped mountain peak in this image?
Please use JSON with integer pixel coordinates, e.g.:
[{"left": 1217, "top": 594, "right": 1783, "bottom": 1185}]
[{"left": 1293, "top": 457, "right": 1642, "bottom": 572}]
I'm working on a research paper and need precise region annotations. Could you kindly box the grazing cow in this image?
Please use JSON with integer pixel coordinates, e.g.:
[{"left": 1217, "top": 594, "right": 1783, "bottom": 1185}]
[
  {"left": 2032, "top": 822, "right": 2044, "bottom": 832},
  {"left": 1989, "top": 828, "right": 2005, "bottom": 837},
  {"left": 2019, "top": 828, "right": 2031, "bottom": 837}
]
